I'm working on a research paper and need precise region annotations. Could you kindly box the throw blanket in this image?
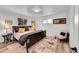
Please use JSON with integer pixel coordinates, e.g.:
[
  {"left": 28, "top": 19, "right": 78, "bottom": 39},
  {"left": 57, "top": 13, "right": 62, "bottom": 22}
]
[{"left": 18, "top": 30, "right": 43, "bottom": 46}]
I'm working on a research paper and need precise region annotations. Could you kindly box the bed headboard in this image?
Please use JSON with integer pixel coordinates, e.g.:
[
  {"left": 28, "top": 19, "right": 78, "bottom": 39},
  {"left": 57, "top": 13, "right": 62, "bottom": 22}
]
[{"left": 12, "top": 26, "right": 32, "bottom": 33}]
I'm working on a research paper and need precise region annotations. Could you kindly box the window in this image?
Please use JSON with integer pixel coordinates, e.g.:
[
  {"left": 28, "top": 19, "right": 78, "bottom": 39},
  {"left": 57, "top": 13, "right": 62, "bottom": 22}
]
[{"left": 43, "top": 19, "right": 52, "bottom": 24}]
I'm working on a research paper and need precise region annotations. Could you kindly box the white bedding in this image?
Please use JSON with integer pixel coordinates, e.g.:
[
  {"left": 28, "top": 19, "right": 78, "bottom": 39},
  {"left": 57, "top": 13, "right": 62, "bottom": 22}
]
[{"left": 13, "top": 31, "right": 33, "bottom": 40}]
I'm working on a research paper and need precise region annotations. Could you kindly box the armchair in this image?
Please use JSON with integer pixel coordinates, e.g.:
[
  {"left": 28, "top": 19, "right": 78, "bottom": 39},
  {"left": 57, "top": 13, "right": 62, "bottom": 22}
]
[{"left": 55, "top": 32, "right": 69, "bottom": 42}]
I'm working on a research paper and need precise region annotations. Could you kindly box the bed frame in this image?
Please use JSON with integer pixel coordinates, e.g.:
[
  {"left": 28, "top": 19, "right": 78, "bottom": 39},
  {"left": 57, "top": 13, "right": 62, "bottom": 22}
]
[{"left": 12, "top": 26, "right": 46, "bottom": 53}]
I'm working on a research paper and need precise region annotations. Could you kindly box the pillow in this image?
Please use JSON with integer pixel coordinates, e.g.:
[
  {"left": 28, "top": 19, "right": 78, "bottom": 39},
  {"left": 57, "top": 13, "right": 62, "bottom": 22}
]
[
  {"left": 29, "top": 27, "right": 34, "bottom": 31},
  {"left": 15, "top": 28, "right": 18, "bottom": 32},
  {"left": 18, "top": 28, "right": 25, "bottom": 33},
  {"left": 60, "top": 32, "right": 66, "bottom": 36}
]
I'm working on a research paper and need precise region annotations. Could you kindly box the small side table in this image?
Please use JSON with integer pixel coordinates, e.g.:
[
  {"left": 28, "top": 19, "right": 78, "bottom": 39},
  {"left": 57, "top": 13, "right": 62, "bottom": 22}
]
[
  {"left": 7, "top": 33, "right": 13, "bottom": 42},
  {"left": 2, "top": 33, "right": 12, "bottom": 44}
]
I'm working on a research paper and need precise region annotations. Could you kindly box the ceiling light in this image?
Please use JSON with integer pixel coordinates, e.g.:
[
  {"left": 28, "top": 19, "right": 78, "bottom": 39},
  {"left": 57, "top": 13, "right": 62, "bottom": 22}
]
[
  {"left": 32, "top": 7, "right": 41, "bottom": 13},
  {"left": 34, "top": 9, "right": 40, "bottom": 12}
]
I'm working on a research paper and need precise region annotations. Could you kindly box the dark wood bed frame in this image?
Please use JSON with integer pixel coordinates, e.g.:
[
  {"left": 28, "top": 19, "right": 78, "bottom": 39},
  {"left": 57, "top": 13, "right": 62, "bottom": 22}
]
[{"left": 12, "top": 26, "right": 46, "bottom": 53}]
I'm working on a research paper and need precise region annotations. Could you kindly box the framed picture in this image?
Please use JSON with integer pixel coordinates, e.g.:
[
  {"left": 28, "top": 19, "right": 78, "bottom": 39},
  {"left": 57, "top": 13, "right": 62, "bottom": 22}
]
[
  {"left": 18, "top": 18, "right": 27, "bottom": 25},
  {"left": 31, "top": 20, "right": 36, "bottom": 29},
  {"left": 31, "top": 20, "right": 36, "bottom": 27},
  {"left": 53, "top": 18, "right": 66, "bottom": 24}
]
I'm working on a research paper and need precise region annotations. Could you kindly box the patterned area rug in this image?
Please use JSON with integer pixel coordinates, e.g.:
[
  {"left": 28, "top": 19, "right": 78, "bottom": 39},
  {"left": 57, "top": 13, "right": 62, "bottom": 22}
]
[{"left": 0, "top": 36, "right": 71, "bottom": 53}]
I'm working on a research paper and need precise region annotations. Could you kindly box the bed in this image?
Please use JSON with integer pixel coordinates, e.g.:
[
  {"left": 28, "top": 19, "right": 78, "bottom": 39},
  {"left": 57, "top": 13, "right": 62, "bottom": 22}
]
[{"left": 12, "top": 26, "right": 46, "bottom": 53}]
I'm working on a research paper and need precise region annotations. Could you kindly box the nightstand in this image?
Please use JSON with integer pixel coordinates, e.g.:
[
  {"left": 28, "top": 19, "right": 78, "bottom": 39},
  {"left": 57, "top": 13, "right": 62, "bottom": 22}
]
[{"left": 2, "top": 33, "right": 12, "bottom": 44}]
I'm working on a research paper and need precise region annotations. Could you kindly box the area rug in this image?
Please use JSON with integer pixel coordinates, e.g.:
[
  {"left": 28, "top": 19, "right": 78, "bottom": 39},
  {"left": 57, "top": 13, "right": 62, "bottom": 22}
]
[{"left": 0, "top": 36, "right": 71, "bottom": 53}]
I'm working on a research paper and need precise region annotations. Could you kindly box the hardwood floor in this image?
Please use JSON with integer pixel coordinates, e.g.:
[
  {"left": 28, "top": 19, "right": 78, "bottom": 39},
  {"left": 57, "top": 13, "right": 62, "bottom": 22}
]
[
  {"left": 0, "top": 36, "right": 71, "bottom": 53},
  {"left": 55, "top": 41, "right": 71, "bottom": 53}
]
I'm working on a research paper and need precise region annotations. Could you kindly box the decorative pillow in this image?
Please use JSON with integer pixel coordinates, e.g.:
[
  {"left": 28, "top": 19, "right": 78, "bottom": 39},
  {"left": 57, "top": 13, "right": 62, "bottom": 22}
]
[
  {"left": 15, "top": 28, "right": 18, "bottom": 32},
  {"left": 60, "top": 32, "right": 66, "bottom": 36},
  {"left": 29, "top": 27, "right": 33, "bottom": 31},
  {"left": 18, "top": 28, "right": 25, "bottom": 33}
]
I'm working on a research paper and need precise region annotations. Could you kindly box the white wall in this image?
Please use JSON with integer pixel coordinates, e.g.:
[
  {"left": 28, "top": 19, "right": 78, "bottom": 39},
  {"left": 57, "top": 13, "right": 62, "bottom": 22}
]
[
  {"left": 38, "top": 12, "right": 70, "bottom": 36},
  {"left": 74, "top": 6, "right": 79, "bottom": 52},
  {"left": 72, "top": 6, "right": 79, "bottom": 52},
  {"left": 68, "top": 6, "right": 75, "bottom": 48},
  {"left": 68, "top": 6, "right": 79, "bottom": 53},
  {"left": 67, "top": 6, "right": 79, "bottom": 53}
]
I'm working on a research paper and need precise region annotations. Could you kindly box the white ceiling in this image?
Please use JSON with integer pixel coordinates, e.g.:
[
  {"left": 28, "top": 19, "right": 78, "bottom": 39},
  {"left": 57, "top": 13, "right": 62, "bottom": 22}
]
[{"left": 0, "top": 5, "right": 70, "bottom": 17}]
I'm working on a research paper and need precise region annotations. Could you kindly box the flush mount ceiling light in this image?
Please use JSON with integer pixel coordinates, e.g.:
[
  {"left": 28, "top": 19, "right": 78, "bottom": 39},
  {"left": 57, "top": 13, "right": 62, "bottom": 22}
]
[{"left": 32, "top": 7, "right": 41, "bottom": 13}]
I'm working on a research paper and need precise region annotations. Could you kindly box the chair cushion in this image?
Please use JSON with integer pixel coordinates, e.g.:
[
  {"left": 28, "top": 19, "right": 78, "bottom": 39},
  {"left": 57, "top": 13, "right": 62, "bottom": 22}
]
[{"left": 56, "top": 35, "right": 66, "bottom": 39}]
